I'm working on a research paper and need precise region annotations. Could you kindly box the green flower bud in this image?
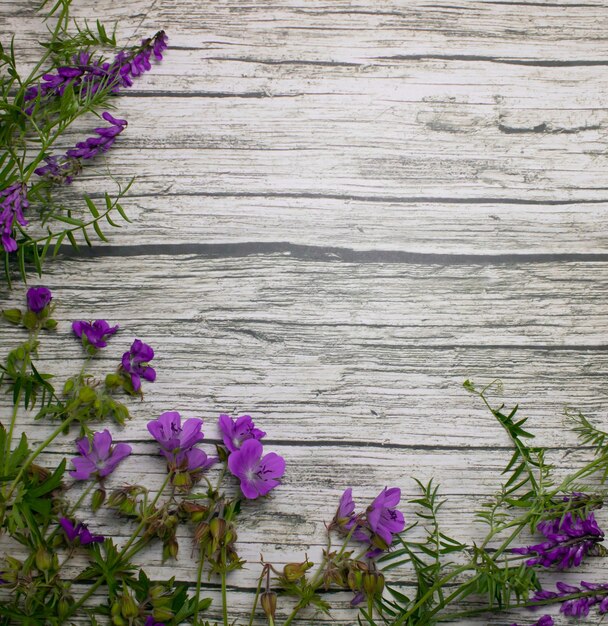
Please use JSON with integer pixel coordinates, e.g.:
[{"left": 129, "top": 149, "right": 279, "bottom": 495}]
[
  {"left": 149, "top": 585, "right": 165, "bottom": 599},
  {"left": 153, "top": 607, "right": 174, "bottom": 621},
  {"left": 35, "top": 547, "right": 53, "bottom": 572},
  {"left": 120, "top": 593, "right": 139, "bottom": 618},
  {"left": 1, "top": 309, "right": 22, "bottom": 324},
  {"left": 63, "top": 377, "right": 75, "bottom": 395},
  {"left": 105, "top": 373, "right": 122, "bottom": 389},
  {"left": 58, "top": 596, "right": 73, "bottom": 619},
  {"left": 283, "top": 559, "right": 313, "bottom": 582},
  {"left": 23, "top": 310, "right": 37, "bottom": 330},
  {"left": 44, "top": 318, "right": 58, "bottom": 330},
  {"left": 171, "top": 471, "right": 192, "bottom": 488},
  {"left": 216, "top": 444, "right": 229, "bottom": 463},
  {"left": 92, "top": 487, "right": 106, "bottom": 512},
  {"left": 78, "top": 385, "right": 97, "bottom": 403},
  {"left": 209, "top": 517, "right": 227, "bottom": 542}
]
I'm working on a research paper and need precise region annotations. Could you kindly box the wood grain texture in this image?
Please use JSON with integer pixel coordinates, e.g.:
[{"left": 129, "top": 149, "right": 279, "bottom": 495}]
[{"left": 3, "top": 0, "right": 608, "bottom": 624}]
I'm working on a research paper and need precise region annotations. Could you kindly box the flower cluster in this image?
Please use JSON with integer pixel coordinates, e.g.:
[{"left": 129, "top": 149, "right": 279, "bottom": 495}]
[
  {"left": 72, "top": 319, "right": 119, "bottom": 349},
  {"left": 332, "top": 486, "right": 405, "bottom": 556},
  {"left": 69, "top": 429, "right": 132, "bottom": 481},
  {"left": 148, "top": 411, "right": 217, "bottom": 488},
  {"left": 512, "top": 511, "right": 605, "bottom": 569},
  {"left": 121, "top": 339, "right": 156, "bottom": 392},
  {"left": 35, "top": 112, "right": 127, "bottom": 185},
  {"left": 533, "top": 580, "right": 608, "bottom": 617},
  {"left": 0, "top": 183, "right": 28, "bottom": 252},
  {"left": 60, "top": 517, "right": 104, "bottom": 545},
  {"left": 220, "top": 414, "right": 285, "bottom": 499},
  {"left": 25, "top": 31, "right": 168, "bottom": 111}
]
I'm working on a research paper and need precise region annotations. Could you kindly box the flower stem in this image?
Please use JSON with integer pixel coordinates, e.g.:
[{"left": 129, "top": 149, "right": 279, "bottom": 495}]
[
  {"left": 247, "top": 568, "right": 266, "bottom": 626},
  {"left": 119, "top": 472, "right": 172, "bottom": 558},
  {"left": 192, "top": 552, "right": 206, "bottom": 626},
  {"left": 221, "top": 547, "right": 229, "bottom": 626}
]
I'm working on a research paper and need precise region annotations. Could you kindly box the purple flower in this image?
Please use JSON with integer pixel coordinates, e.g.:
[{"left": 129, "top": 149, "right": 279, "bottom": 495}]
[
  {"left": 25, "top": 32, "right": 168, "bottom": 112},
  {"left": 532, "top": 581, "right": 608, "bottom": 618},
  {"left": 148, "top": 411, "right": 204, "bottom": 459},
  {"left": 59, "top": 517, "right": 104, "bottom": 545},
  {"left": 35, "top": 113, "right": 127, "bottom": 186},
  {"left": 218, "top": 413, "right": 266, "bottom": 452},
  {"left": 227, "top": 439, "right": 285, "bottom": 499},
  {"left": 121, "top": 339, "right": 156, "bottom": 391},
  {"left": 26, "top": 286, "right": 52, "bottom": 314},
  {"left": 72, "top": 319, "right": 119, "bottom": 349},
  {"left": 329, "top": 487, "right": 405, "bottom": 557},
  {"left": 145, "top": 617, "right": 165, "bottom": 626},
  {"left": 147, "top": 412, "right": 217, "bottom": 476},
  {"left": 331, "top": 488, "right": 357, "bottom": 533},
  {"left": 0, "top": 183, "right": 29, "bottom": 252},
  {"left": 69, "top": 430, "right": 132, "bottom": 480},
  {"left": 366, "top": 487, "right": 406, "bottom": 549},
  {"left": 512, "top": 512, "right": 605, "bottom": 569}
]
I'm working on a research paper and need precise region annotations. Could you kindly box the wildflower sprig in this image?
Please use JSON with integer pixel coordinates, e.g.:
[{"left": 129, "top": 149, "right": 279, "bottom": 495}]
[{"left": 0, "top": 0, "right": 167, "bottom": 286}]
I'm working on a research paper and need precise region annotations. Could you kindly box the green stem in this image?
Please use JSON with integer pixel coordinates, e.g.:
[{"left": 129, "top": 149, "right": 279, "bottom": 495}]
[
  {"left": 221, "top": 547, "right": 229, "bottom": 626},
  {"left": 118, "top": 472, "right": 171, "bottom": 558},
  {"left": 5, "top": 413, "right": 77, "bottom": 502},
  {"left": 192, "top": 553, "right": 205, "bottom": 626},
  {"left": 66, "top": 577, "right": 104, "bottom": 617},
  {"left": 247, "top": 568, "right": 266, "bottom": 626}
]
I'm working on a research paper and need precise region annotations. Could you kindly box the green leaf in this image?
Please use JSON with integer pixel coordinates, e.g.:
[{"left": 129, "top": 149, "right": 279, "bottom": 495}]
[{"left": 84, "top": 194, "right": 100, "bottom": 217}]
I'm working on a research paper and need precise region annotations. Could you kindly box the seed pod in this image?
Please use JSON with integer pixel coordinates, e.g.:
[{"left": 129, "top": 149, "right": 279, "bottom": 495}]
[
  {"left": 283, "top": 559, "right": 313, "bottom": 582},
  {"left": 261, "top": 591, "right": 277, "bottom": 618},
  {"left": 34, "top": 547, "right": 52, "bottom": 572},
  {"left": 92, "top": 487, "right": 106, "bottom": 512},
  {"left": 120, "top": 593, "right": 139, "bottom": 618}
]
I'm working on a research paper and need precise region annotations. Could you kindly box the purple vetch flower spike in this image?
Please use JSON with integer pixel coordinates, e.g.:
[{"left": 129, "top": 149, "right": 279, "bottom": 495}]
[
  {"left": 227, "top": 439, "right": 285, "bottom": 500},
  {"left": 59, "top": 517, "right": 104, "bottom": 545},
  {"left": 72, "top": 319, "right": 119, "bottom": 349},
  {"left": 218, "top": 413, "right": 266, "bottom": 452},
  {"left": 33, "top": 155, "right": 81, "bottom": 185},
  {"left": 512, "top": 511, "right": 605, "bottom": 569},
  {"left": 25, "top": 31, "right": 168, "bottom": 113},
  {"left": 65, "top": 112, "right": 127, "bottom": 161},
  {"left": 69, "top": 429, "right": 132, "bottom": 480},
  {"left": 121, "top": 339, "right": 156, "bottom": 391},
  {"left": 532, "top": 580, "right": 608, "bottom": 618},
  {"left": 0, "top": 183, "right": 29, "bottom": 252},
  {"left": 26, "top": 286, "right": 52, "bottom": 314}
]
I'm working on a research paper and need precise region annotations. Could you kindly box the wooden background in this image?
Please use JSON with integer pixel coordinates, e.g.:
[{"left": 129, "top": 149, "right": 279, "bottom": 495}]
[{"left": 2, "top": 0, "right": 608, "bottom": 623}]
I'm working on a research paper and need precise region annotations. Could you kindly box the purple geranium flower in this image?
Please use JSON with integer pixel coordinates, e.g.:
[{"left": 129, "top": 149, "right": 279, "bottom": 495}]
[
  {"left": 59, "top": 517, "right": 104, "bottom": 545},
  {"left": 512, "top": 512, "right": 604, "bottom": 569},
  {"left": 69, "top": 430, "right": 132, "bottom": 480},
  {"left": 366, "top": 487, "right": 406, "bottom": 548},
  {"left": 122, "top": 339, "right": 156, "bottom": 391},
  {"left": 227, "top": 439, "right": 285, "bottom": 499},
  {"left": 26, "top": 286, "right": 52, "bottom": 313},
  {"left": 145, "top": 617, "right": 165, "bottom": 626},
  {"left": 147, "top": 411, "right": 204, "bottom": 457},
  {"left": 1, "top": 183, "right": 29, "bottom": 252},
  {"left": 218, "top": 413, "right": 266, "bottom": 452},
  {"left": 147, "top": 412, "right": 217, "bottom": 475},
  {"left": 72, "top": 319, "right": 119, "bottom": 349}
]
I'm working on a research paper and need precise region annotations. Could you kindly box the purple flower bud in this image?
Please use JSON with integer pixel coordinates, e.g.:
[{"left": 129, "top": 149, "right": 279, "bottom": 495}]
[{"left": 26, "top": 286, "right": 52, "bottom": 313}]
